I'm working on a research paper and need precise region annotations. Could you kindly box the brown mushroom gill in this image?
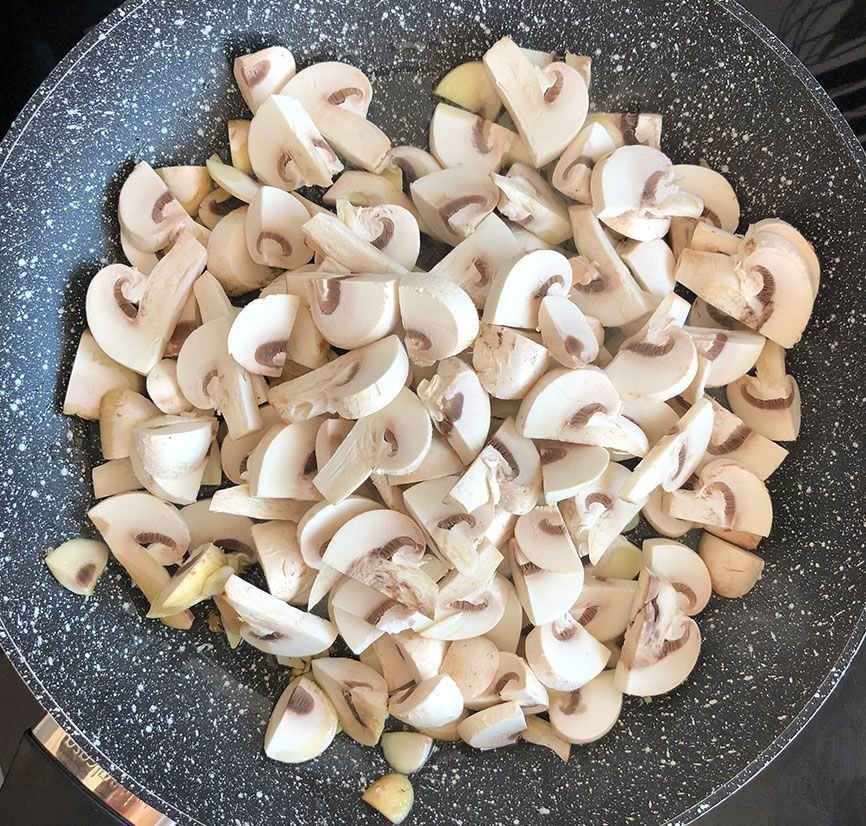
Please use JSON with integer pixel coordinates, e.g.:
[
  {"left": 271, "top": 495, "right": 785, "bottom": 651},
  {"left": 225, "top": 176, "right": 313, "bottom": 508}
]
[
  {"left": 660, "top": 624, "right": 692, "bottom": 657},
  {"left": 568, "top": 402, "right": 607, "bottom": 429},
  {"left": 341, "top": 688, "right": 368, "bottom": 726},
  {"left": 535, "top": 275, "right": 567, "bottom": 297},
  {"left": 369, "top": 536, "right": 424, "bottom": 561},
  {"left": 672, "top": 444, "right": 688, "bottom": 481},
  {"left": 584, "top": 492, "right": 614, "bottom": 510},
  {"left": 640, "top": 170, "right": 668, "bottom": 204},
  {"left": 552, "top": 621, "right": 578, "bottom": 641},
  {"left": 438, "top": 195, "right": 487, "bottom": 224},
  {"left": 311, "top": 137, "right": 339, "bottom": 163},
  {"left": 542, "top": 70, "right": 564, "bottom": 104},
  {"left": 135, "top": 532, "right": 177, "bottom": 549},
  {"left": 391, "top": 158, "right": 418, "bottom": 195},
  {"left": 209, "top": 195, "right": 245, "bottom": 216},
  {"left": 151, "top": 191, "right": 175, "bottom": 224},
  {"left": 707, "top": 423, "right": 752, "bottom": 455},
  {"left": 365, "top": 598, "right": 399, "bottom": 625},
  {"left": 438, "top": 393, "right": 464, "bottom": 435},
  {"left": 518, "top": 560, "right": 542, "bottom": 576},
  {"left": 333, "top": 359, "right": 360, "bottom": 387},
  {"left": 487, "top": 436, "right": 519, "bottom": 480},
  {"left": 575, "top": 605, "right": 599, "bottom": 626},
  {"left": 255, "top": 340, "right": 288, "bottom": 369},
  {"left": 539, "top": 445, "right": 568, "bottom": 465},
  {"left": 287, "top": 684, "right": 315, "bottom": 714},
  {"left": 113, "top": 280, "right": 138, "bottom": 319},
  {"left": 563, "top": 155, "right": 595, "bottom": 179},
  {"left": 370, "top": 217, "right": 395, "bottom": 250},
  {"left": 404, "top": 329, "right": 432, "bottom": 351},
  {"left": 215, "top": 539, "right": 254, "bottom": 556},
  {"left": 471, "top": 118, "right": 493, "bottom": 155},
  {"left": 450, "top": 598, "right": 489, "bottom": 612},
  {"left": 472, "top": 257, "right": 492, "bottom": 287},
  {"left": 701, "top": 206, "right": 722, "bottom": 228},
  {"left": 256, "top": 231, "right": 293, "bottom": 257},
  {"left": 740, "top": 383, "right": 796, "bottom": 410},
  {"left": 749, "top": 265, "right": 776, "bottom": 329},
  {"left": 564, "top": 335, "right": 588, "bottom": 359},
  {"left": 672, "top": 582, "right": 697, "bottom": 610},
  {"left": 491, "top": 672, "right": 519, "bottom": 694},
  {"left": 277, "top": 151, "right": 295, "bottom": 183},
  {"left": 76, "top": 564, "right": 97, "bottom": 587},
  {"left": 623, "top": 337, "right": 676, "bottom": 358},
  {"left": 538, "top": 519, "right": 567, "bottom": 536},
  {"left": 242, "top": 59, "right": 270, "bottom": 87},
  {"left": 302, "top": 450, "right": 318, "bottom": 478},
  {"left": 382, "top": 428, "right": 399, "bottom": 457},
  {"left": 560, "top": 689, "right": 585, "bottom": 715},
  {"left": 201, "top": 368, "right": 219, "bottom": 398},
  {"left": 327, "top": 87, "right": 364, "bottom": 106},
  {"left": 314, "top": 278, "right": 343, "bottom": 315},
  {"left": 700, "top": 332, "right": 728, "bottom": 361},
  {"left": 619, "top": 113, "right": 645, "bottom": 146},
  {"left": 572, "top": 270, "right": 608, "bottom": 294},
  {"left": 436, "top": 513, "right": 476, "bottom": 530},
  {"left": 706, "top": 303, "right": 736, "bottom": 329},
  {"left": 703, "top": 481, "right": 737, "bottom": 524}
]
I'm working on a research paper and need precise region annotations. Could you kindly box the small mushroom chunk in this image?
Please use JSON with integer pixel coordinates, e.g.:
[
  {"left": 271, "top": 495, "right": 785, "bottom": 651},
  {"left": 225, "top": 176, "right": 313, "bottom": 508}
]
[
  {"left": 394, "top": 631, "right": 449, "bottom": 682},
  {"left": 417, "top": 357, "right": 490, "bottom": 464},
  {"left": 311, "top": 657, "right": 388, "bottom": 746},
  {"left": 618, "top": 397, "right": 714, "bottom": 504},
  {"left": 246, "top": 418, "right": 322, "bottom": 500},
  {"left": 618, "top": 238, "right": 676, "bottom": 296},
  {"left": 494, "top": 164, "right": 571, "bottom": 245},
  {"left": 619, "top": 397, "right": 678, "bottom": 449},
  {"left": 337, "top": 200, "right": 420, "bottom": 271},
  {"left": 180, "top": 499, "right": 254, "bottom": 569},
  {"left": 525, "top": 614, "right": 609, "bottom": 690},
  {"left": 390, "top": 675, "right": 465, "bottom": 729},
  {"left": 514, "top": 506, "right": 581, "bottom": 574},
  {"left": 228, "top": 294, "right": 299, "bottom": 378},
  {"left": 146, "top": 359, "right": 195, "bottom": 414},
  {"left": 447, "top": 418, "right": 542, "bottom": 516},
  {"left": 591, "top": 146, "right": 703, "bottom": 241},
  {"left": 176, "top": 318, "right": 262, "bottom": 439},
  {"left": 727, "top": 340, "right": 801, "bottom": 441},
  {"left": 483, "top": 37, "right": 588, "bottom": 167},
  {"left": 98, "top": 389, "right": 159, "bottom": 459},
  {"left": 86, "top": 232, "right": 206, "bottom": 374},
  {"left": 468, "top": 650, "right": 548, "bottom": 713},
  {"left": 314, "top": 387, "right": 432, "bottom": 504},
  {"left": 429, "top": 103, "right": 513, "bottom": 173},
  {"left": 209, "top": 485, "right": 312, "bottom": 522},
  {"left": 473, "top": 324, "right": 549, "bottom": 400},
  {"left": 747, "top": 218, "right": 820, "bottom": 297},
  {"left": 569, "top": 206, "right": 653, "bottom": 326},
  {"left": 583, "top": 535, "right": 642, "bottom": 579},
  {"left": 548, "top": 671, "right": 623, "bottom": 744},
  {"left": 643, "top": 538, "right": 712, "bottom": 616},
  {"left": 510, "top": 541, "right": 584, "bottom": 626},
  {"left": 698, "top": 532, "right": 765, "bottom": 598},
  {"left": 483, "top": 250, "right": 572, "bottom": 330},
  {"left": 615, "top": 568, "right": 701, "bottom": 697},
  {"left": 268, "top": 335, "right": 409, "bottom": 423},
  {"left": 388, "top": 434, "right": 464, "bottom": 486},
  {"left": 228, "top": 119, "right": 252, "bottom": 173},
  {"left": 207, "top": 206, "right": 274, "bottom": 295},
  {"left": 643, "top": 487, "right": 694, "bottom": 538},
  {"left": 92, "top": 459, "right": 142, "bottom": 499},
  {"left": 282, "top": 62, "right": 391, "bottom": 173},
  {"left": 197, "top": 188, "right": 246, "bottom": 230},
  {"left": 434, "top": 61, "right": 502, "bottom": 121},
  {"left": 148, "top": 542, "right": 230, "bottom": 618},
  {"left": 45, "top": 538, "right": 109, "bottom": 596},
  {"left": 398, "top": 275, "right": 479, "bottom": 366},
  {"left": 245, "top": 186, "right": 313, "bottom": 269},
  {"left": 220, "top": 404, "right": 281, "bottom": 484},
  {"left": 672, "top": 164, "right": 740, "bottom": 233},
  {"left": 441, "top": 638, "right": 500, "bottom": 703},
  {"left": 155, "top": 165, "right": 212, "bottom": 216},
  {"left": 684, "top": 325, "right": 765, "bottom": 387},
  {"left": 410, "top": 168, "right": 499, "bottom": 246},
  {"left": 118, "top": 161, "right": 189, "bottom": 252},
  {"left": 422, "top": 570, "right": 509, "bottom": 642},
  {"left": 233, "top": 46, "right": 296, "bottom": 113},
  {"left": 165, "top": 291, "right": 200, "bottom": 358},
  {"left": 193, "top": 271, "right": 237, "bottom": 323},
  {"left": 538, "top": 295, "right": 600, "bottom": 369},
  {"left": 457, "top": 701, "right": 527, "bottom": 750},
  {"left": 569, "top": 575, "right": 638, "bottom": 641},
  {"left": 539, "top": 442, "right": 609, "bottom": 504},
  {"left": 552, "top": 121, "right": 619, "bottom": 203},
  {"left": 324, "top": 169, "right": 422, "bottom": 224},
  {"left": 381, "top": 732, "right": 434, "bottom": 775},
  {"left": 588, "top": 111, "right": 662, "bottom": 149},
  {"left": 605, "top": 294, "right": 699, "bottom": 401},
  {"left": 205, "top": 154, "right": 261, "bottom": 204},
  {"left": 322, "top": 509, "right": 437, "bottom": 618},
  {"left": 521, "top": 715, "right": 571, "bottom": 762},
  {"left": 250, "top": 521, "right": 313, "bottom": 602},
  {"left": 362, "top": 774, "right": 415, "bottom": 825},
  {"left": 265, "top": 676, "right": 338, "bottom": 764},
  {"left": 302, "top": 211, "right": 408, "bottom": 275},
  {"left": 664, "top": 458, "right": 773, "bottom": 536}
]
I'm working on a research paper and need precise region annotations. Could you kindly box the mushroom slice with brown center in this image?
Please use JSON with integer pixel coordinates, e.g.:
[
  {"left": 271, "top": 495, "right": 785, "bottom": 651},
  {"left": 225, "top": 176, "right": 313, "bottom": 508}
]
[
  {"left": 245, "top": 417, "right": 322, "bottom": 500},
  {"left": 467, "top": 650, "right": 548, "bottom": 713},
  {"left": 434, "top": 61, "right": 502, "bottom": 121},
  {"left": 207, "top": 206, "right": 274, "bottom": 295},
  {"left": 324, "top": 170, "right": 423, "bottom": 228},
  {"left": 538, "top": 295, "right": 600, "bottom": 369},
  {"left": 245, "top": 185, "right": 313, "bottom": 270},
  {"left": 422, "top": 569, "right": 509, "bottom": 642},
  {"left": 321, "top": 509, "right": 437, "bottom": 618},
  {"left": 176, "top": 318, "right": 262, "bottom": 440},
  {"left": 227, "top": 294, "right": 299, "bottom": 378},
  {"left": 483, "top": 37, "right": 588, "bottom": 167},
  {"left": 569, "top": 575, "right": 638, "bottom": 642},
  {"left": 264, "top": 676, "right": 338, "bottom": 764},
  {"left": 615, "top": 567, "right": 701, "bottom": 697},
  {"left": 618, "top": 397, "right": 714, "bottom": 504},
  {"left": 416, "top": 357, "right": 490, "bottom": 464},
  {"left": 548, "top": 671, "right": 623, "bottom": 744},
  {"left": 118, "top": 161, "right": 189, "bottom": 253},
  {"left": 472, "top": 324, "right": 550, "bottom": 400},
  {"left": 538, "top": 442, "right": 610, "bottom": 504},
  {"left": 618, "top": 238, "right": 676, "bottom": 297},
  {"left": 44, "top": 539, "right": 109, "bottom": 597},
  {"left": 302, "top": 211, "right": 408, "bottom": 275},
  {"left": 268, "top": 334, "right": 409, "bottom": 422},
  {"left": 619, "top": 397, "right": 678, "bottom": 449},
  {"left": 587, "top": 111, "right": 663, "bottom": 149},
  {"left": 672, "top": 164, "right": 740, "bottom": 233},
  {"left": 446, "top": 418, "right": 542, "bottom": 516},
  {"left": 197, "top": 188, "right": 246, "bottom": 230},
  {"left": 429, "top": 213, "right": 522, "bottom": 308},
  {"left": 509, "top": 540, "right": 584, "bottom": 626},
  {"left": 643, "top": 538, "right": 712, "bottom": 616},
  {"left": 458, "top": 701, "right": 527, "bottom": 750},
  {"left": 483, "top": 249, "right": 573, "bottom": 330},
  {"left": 410, "top": 168, "right": 499, "bottom": 246},
  {"left": 429, "top": 103, "right": 514, "bottom": 173},
  {"left": 398, "top": 274, "right": 479, "bottom": 367},
  {"left": 250, "top": 521, "right": 314, "bottom": 603},
  {"left": 281, "top": 62, "right": 391, "bottom": 173},
  {"left": 86, "top": 232, "right": 206, "bottom": 375},
  {"left": 747, "top": 218, "right": 820, "bottom": 297},
  {"left": 156, "top": 165, "right": 212, "bottom": 216},
  {"left": 336, "top": 201, "right": 420, "bottom": 271},
  {"left": 313, "top": 387, "right": 433, "bottom": 504},
  {"left": 441, "top": 638, "right": 501, "bottom": 703},
  {"left": 387, "top": 145, "right": 444, "bottom": 193},
  {"left": 525, "top": 613, "right": 609, "bottom": 691},
  {"left": 233, "top": 46, "right": 296, "bottom": 113},
  {"left": 664, "top": 458, "right": 773, "bottom": 536},
  {"left": 311, "top": 657, "right": 388, "bottom": 746},
  {"left": 698, "top": 532, "right": 765, "bottom": 598},
  {"left": 683, "top": 325, "right": 765, "bottom": 387},
  {"left": 220, "top": 404, "right": 282, "bottom": 484},
  {"left": 568, "top": 206, "right": 653, "bottom": 326},
  {"left": 552, "top": 121, "right": 619, "bottom": 203},
  {"left": 727, "top": 339, "right": 801, "bottom": 441},
  {"left": 514, "top": 505, "right": 581, "bottom": 574},
  {"left": 389, "top": 675, "right": 465, "bottom": 729},
  {"left": 494, "top": 164, "right": 572, "bottom": 245}
]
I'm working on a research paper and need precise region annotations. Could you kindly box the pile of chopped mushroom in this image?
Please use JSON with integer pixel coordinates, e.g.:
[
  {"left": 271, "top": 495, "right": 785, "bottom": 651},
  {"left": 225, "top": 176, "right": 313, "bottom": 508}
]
[{"left": 49, "top": 37, "right": 818, "bottom": 825}]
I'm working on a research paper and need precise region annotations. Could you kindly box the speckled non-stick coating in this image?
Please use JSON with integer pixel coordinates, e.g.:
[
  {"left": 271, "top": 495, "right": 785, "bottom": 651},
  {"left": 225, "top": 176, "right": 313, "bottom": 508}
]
[{"left": 0, "top": 0, "right": 864, "bottom": 824}]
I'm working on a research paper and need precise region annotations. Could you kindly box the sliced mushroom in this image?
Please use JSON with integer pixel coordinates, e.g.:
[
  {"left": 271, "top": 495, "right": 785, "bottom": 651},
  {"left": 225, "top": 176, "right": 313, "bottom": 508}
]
[
  {"left": 548, "top": 671, "right": 623, "bottom": 744},
  {"left": 220, "top": 404, "right": 282, "bottom": 484},
  {"left": 249, "top": 521, "right": 313, "bottom": 602},
  {"left": 380, "top": 732, "right": 434, "bottom": 775},
  {"left": 205, "top": 154, "right": 261, "bottom": 204},
  {"left": 583, "top": 535, "right": 642, "bottom": 579},
  {"left": 311, "top": 657, "right": 388, "bottom": 746},
  {"left": 268, "top": 334, "right": 409, "bottom": 422},
  {"left": 244, "top": 185, "right": 313, "bottom": 269},
  {"left": 520, "top": 715, "right": 571, "bottom": 762},
  {"left": 440, "top": 638, "right": 500, "bottom": 702},
  {"left": 514, "top": 505, "right": 581, "bottom": 574},
  {"left": 483, "top": 37, "right": 588, "bottom": 167},
  {"left": 537, "top": 295, "right": 600, "bottom": 369},
  {"left": 698, "top": 531, "right": 765, "bottom": 598},
  {"left": 727, "top": 339, "right": 801, "bottom": 441},
  {"left": 143, "top": 359, "right": 193, "bottom": 415},
  {"left": 155, "top": 165, "right": 212, "bottom": 216},
  {"left": 747, "top": 218, "right": 820, "bottom": 297},
  {"left": 684, "top": 325, "right": 765, "bottom": 388},
  {"left": 416, "top": 357, "right": 490, "bottom": 464},
  {"left": 472, "top": 324, "right": 549, "bottom": 401},
  {"left": 642, "top": 487, "right": 694, "bottom": 538},
  {"left": 421, "top": 570, "right": 509, "bottom": 642},
  {"left": 323, "top": 170, "right": 423, "bottom": 230},
  {"left": 483, "top": 249, "right": 572, "bottom": 330},
  {"left": 457, "top": 700, "right": 527, "bottom": 749},
  {"left": 226, "top": 119, "right": 253, "bottom": 174},
  {"left": 672, "top": 164, "right": 740, "bottom": 233},
  {"left": 246, "top": 418, "right": 322, "bottom": 500},
  {"left": 209, "top": 484, "right": 312, "bottom": 521},
  {"left": 664, "top": 458, "right": 773, "bottom": 536},
  {"left": 302, "top": 211, "right": 408, "bottom": 275},
  {"left": 389, "top": 675, "right": 465, "bottom": 729},
  {"left": 336, "top": 200, "right": 420, "bottom": 271},
  {"left": 619, "top": 396, "right": 678, "bottom": 449},
  {"left": 525, "top": 614, "right": 609, "bottom": 690},
  {"left": 618, "top": 238, "right": 676, "bottom": 296},
  {"left": 227, "top": 294, "right": 299, "bottom": 378},
  {"left": 193, "top": 270, "right": 236, "bottom": 323},
  {"left": 410, "top": 168, "right": 499, "bottom": 246},
  {"left": 705, "top": 525, "right": 762, "bottom": 551},
  {"left": 234, "top": 46, "right": 296, "bottom": 113},
  {"left": 118, "top": 161, "right": 189, "bottom": 252},
  {"left": 642, "top": 538, "right": 711, "bottom": 616},
  {"left": 44, "top": 538, "right": 109, "bottom": 597},
  {"left": 538, "top": 442, "right": 609, "bottom": 504},
  {"left": 494, "top": 164, "right": 571, "bottom": 245},
  {"left": 468, "top": 650, "right": 549, "bottom": 713},
  {"left": 552, "top": 121, "right": 619, "bottom": 203},
  {"left": 197, "top": 188, "right": 246, "bottom": 230},
  {"left": 92, "top": 458, "right": 142, "bottom": 499},
  {"left": 393, "top": 631, "right": 449, "bottom": 683},
  {"left": 509, "top": 540, "right": 584, "bottom": 626},
  {"left": 329, "top": 604, "right": 384, "bottom": 655},
  {"left": 264, "top": 676, "right": 338, "bottom": 763},
  {"left": 179, "top": 499, "right": 254, "bottom": 570},
  {"left": 148, "top": 542, "right": 230, "bottom": 618},
  {"left": 387, "top": 434, "right": 464, "bottom": 486},
  {"left": 282, "top": 62, "right": 391, "bottom": 173},
  {"left": 569, "top": 575, "right": 638, "bottom": 642},
  {"left": 587, "top": 111, "right": 662, "bottom": 149},
  {"left": 207, "top": 206, "right": 274, "bottom": 295},
  {"left": 434, "top": 61, "right": 502, "bottom": 121},
  {"left": 98, "top": 388, "right": 159, "bottom": 459},
  {"left": 429, "top": 103, "right": 513, "bottom": 173}
]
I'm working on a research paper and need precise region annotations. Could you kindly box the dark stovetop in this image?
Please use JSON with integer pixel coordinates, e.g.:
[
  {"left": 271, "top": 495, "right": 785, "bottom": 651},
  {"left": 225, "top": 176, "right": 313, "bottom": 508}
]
[{"left": 0, "top": 1, "right": 864, "bottom": 824}]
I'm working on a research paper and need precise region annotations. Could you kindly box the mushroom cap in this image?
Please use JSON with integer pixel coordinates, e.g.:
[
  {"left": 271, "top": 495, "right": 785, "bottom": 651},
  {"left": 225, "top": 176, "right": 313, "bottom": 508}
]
[
  {"left": 251, "top": 520, "right": 314, "bottom": 603},
  {"left": 207, "top": 206, "right": 274, "bottom": 296},
  {"left": 156, "top": 165, "right": 212, "bottom": 217},
  {"left": 118, "top": 161, "right": 189, "bottom": 253},
  {"left": 245, "top": 185, "right": 314, "bottom": 270},
  {"left": 618, "top": 238, "right": 677, "bottom": 296},
  {"left": 98, "top": 388, "right": 159, "bottom": 460},
  {"left": 429, "top": 103, "right": 513, "bottom": 173},
  {"left": 297, "top": 495, "right": 384, "bottom": 571},
  {"left": 468, "top": 650, "right": 549, "bottom": 714},
  {"left": 514, "top": 505, "right": 582, "bottom": 574},
  {"left": 398, "top": 274, "right": 479, "bottom": 367},
  {"left": 434, "top": 61, "right": 502, "bottom": 122},
  {"left": 510, "top": 540, "right": 584, "bottom": 626},
  {"left": 441, "top": 637, "right": 501, "bottom": 702},
  {"left": 233, "top": 46, "right": 296, "bottom": 113},
  {"left": 569, "top": 575, "right": 639, "bottom": 642},
  {"left": 538, "top": 294, "right": 600, "bottom": 369},
  {"left": 643, "top": 538, "right": 712, "bottom": 616},
  {"left": 552, "top": 121, "right": 619, "bottom": 203},
  {"left": 146, "top": 359, "right": 195, "bottom": 415},
  {"left": 672, "top": 164, "right": 740, "bottom": 233},
  {"left": 311, "top": 657, "right": 388, "bottom": 746},
  {"left": 698, "top": 532, "right": 765, "bottom": 598},
  {"left": 246, "top": 418, "right": 322, "bottom": 500},
  {"left": 538, "top": 442, "right": 610, "bottom": 504},
  {"left": 548, "top": 671, "right": 623, "bottom": 744},
  {"left": 302, "top": 211, "right": 408, "bottom": 275},
  {"left": 336, "top": 201, "right": 420, "bottom": 271},
  {"left": 389, "top": 674, "right": 465, "bottom": 729},
  {"left": 227, "top": 293, "right": 300, "bottom": 377},
  {"left": 684, "top": 325, "right": 765, "bottom": 387},
  {"left": 493, "top": 165, "right": 572, "bottom": 245},
  {"left": 457, "top": 701, "right": 527, "bottom": 750},
  {"left": 387, "top": 145, "right": 444, "bottom": 192},
  {"left": 198, "top": 188, "right": 247, "bottom": 230},
  {"left": 264, "top": 676, "right": 338, "bottom": 763},
  {"left": 524, "top": 614, "right": 610, "bottom": 691},
  {"left": 472, "top": 324, "right": 550, "bottom": 400}
]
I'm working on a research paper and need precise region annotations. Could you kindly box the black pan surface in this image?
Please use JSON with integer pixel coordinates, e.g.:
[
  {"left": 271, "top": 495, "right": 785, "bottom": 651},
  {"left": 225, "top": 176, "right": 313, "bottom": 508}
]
[{"left": 0, "top": 0, "right": 864, "bottom": 824}]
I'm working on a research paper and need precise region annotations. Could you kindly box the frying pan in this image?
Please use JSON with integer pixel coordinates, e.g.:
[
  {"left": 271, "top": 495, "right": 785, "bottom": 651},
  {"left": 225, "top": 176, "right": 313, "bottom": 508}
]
[{"left": 0, "top": 0, "right": 864, "bottom": 823}]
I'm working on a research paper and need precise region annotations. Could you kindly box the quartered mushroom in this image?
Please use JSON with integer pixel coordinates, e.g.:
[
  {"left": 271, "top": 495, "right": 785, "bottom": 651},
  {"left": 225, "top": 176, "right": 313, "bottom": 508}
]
[
  {"left": 207, "top": 206, "right": 274, "bottom": 295},
  {"left": 673, "top": 163, "right": 741, "bottom": 233},
  {"left": 538, "top": 442, "right": 609, "bottom": 504},
  {"left": 410, "top": 168, "right": 499, "bottom": 246},
  {"left": 643, "top": 538, "right": 712, "bottom": 616},
  {"left": 44, "top": 539, "right": 109, "bottom": 597},
  {"left": 92, "top": 459, "right": 142, "bottom": 499},
  {"left": 250, "top": 521, "right": 314, "bottom": 602},
  {"left": 245, "top": 185, "right": 313, "bottom": 269},
  {"left": 264, "top": 676, "right": 338, "bottom": 764},
  {"left": 205, "top": 155, "right": 261, "bottom": 204},
  {"left": 302, "top": 211, "right": 408, "bottom": 275},
  {"left": 282, "top": 62, "right": 391, "bottom": 173},
  {"left": 422, "top": 573, "right": 510, "bottom": 643},
  {"left": 381, "top": 732, "right": 434, "bottom": 775},
  {"left": 118, "top": 161, "right": 189, "bottom": 253},
  {"left": 472, "top": 325, "right": 550, "bottom": 400},
  {"left": 198, "top": 188, "right": 246, "bottom": 230},
  {"left": 389, "top": 675, "right": 465, "bottom": 729},
  {"left": 324, "top": 170, "right": 422, "bottom": 227},
  {"left": 336, "top": 200, "right": 420, "bottom": 271},
  {"left": 642, "top": 487, "right": 694, "bottom": 539},
  {"left": 569, "top": 575, "right": 638, "bottom": 642},
  {"left": 441, "top": 637, "right": 501, "bottom": 703},
  {"left": 467, "top": 651, "right": 548, "bottom": 714},
  {"left": 234, "top": 46, "right": 296, "bottom": 113},
  {"left": 156, "top": 165, "right": 212, "bottom": 216},
  {"left": 245, "top": 418, "right": 322, "bottom": 500},
  {"left": 220, "top": 404, "right": 282, "bottom": 484},
  {"left": 268, "top": 334, "right": 409, "bottom": 422},
  {"left": 618, "top": 238, "right": 676, "bottom": 297},
  {"left": 509, "top": 540, "right": 584, "bottom": 626},
  {"left": 747, "top": 217, "right": 821, "bottom": 297},
  {"left": 538, "top": 295, "right": 600, "bottom": 369},
  {"left": 227, "top": 293, "right": 299, "bottom": 378},
  {"left": 98, "top": 389, "right": 159, "bottom": 459},
  {"left": 683, "top": 325, "right": 765, "bottom": 387},
  {"left": 362, "top": 775, "right": 415, "bottom": 826},
  {"left": 429, "top": 103, "right": 513, "bottom": 173},
  {"left": 698, "top": 532, "right": 765, "bottom": 598},
  {"left": 525, "top": 613, "right": 610, "bottom": 691},
  {"left": 483, "top": 37, "right": 588, "bottom": 167},
  {"left": 180, "top": 499, "right": 254, "bottom": 569},
  {"left": 513, "top": 505, "right": 581, "bottom": 574},
  {"left": 552, "top": 121, "right": 619, "bottom": 203},
  {"left": 457, "top": 701, "right": 527, "bottom": 750},
  {"left": 434, "top": 61, "right": 502, "bottom": 121},
  {"left": 548, "top": 671, "right": 623, "bottom": 744},
  {"left": 228, "top": 119, "right": 252, "bottom": 173},
  {"left": 147, "top": 542, "right": 231, "bottom": 618},
  {"left": 386, "top": 434, "right": 464, "bottom": 487},
  {"left": 664, "top": 458, "right": 773, "bottom": 536},
  {"left": 727, "top": 339, "right": 801, "bottom": 441}
]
